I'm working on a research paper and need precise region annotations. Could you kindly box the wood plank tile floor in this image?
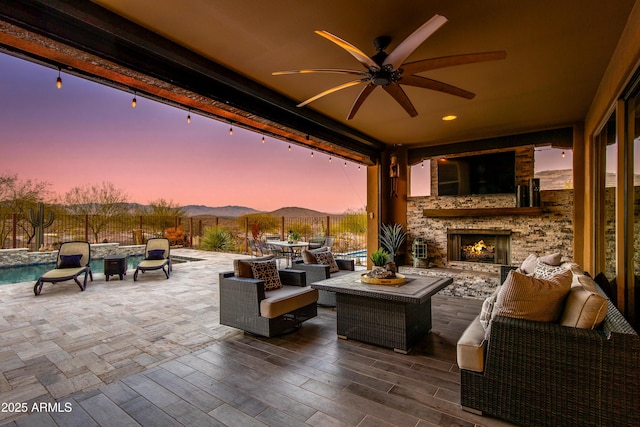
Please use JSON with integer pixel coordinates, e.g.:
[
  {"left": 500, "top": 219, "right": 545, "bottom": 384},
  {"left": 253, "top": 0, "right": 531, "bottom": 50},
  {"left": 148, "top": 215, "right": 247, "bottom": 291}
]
[{"left": 0, "top": 250, "right": 514, "bottom": 427}]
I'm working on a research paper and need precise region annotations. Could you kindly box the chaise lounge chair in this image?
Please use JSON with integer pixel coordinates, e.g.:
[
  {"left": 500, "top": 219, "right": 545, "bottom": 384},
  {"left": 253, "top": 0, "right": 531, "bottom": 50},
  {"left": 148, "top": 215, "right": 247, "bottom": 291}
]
[
  {"left": 134, "top": 237, "right": 171, "bottom": 281},
  {"left": 34, "top": 241, "right": 93, "bottom": 295}
]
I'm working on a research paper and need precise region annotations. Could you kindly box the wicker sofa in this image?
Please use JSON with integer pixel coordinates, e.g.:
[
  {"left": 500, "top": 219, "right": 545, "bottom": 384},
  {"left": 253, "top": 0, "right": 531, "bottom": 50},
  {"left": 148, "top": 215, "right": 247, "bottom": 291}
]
[
  {"left": 291, "top": 251, "right": 355, "bottom": 306},
  {"left": 219, "top": 256, "right": 318, "bottom": 337},
  {"left": 457, "top": 263, "right": 640, "bottom": 427}
]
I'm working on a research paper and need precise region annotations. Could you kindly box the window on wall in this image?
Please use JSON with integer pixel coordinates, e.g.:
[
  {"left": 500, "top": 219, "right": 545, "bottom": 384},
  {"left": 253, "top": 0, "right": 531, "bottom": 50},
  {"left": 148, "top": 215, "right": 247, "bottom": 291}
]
[
  {"left": 633, "top": 98, "right": 640, "bottom": 318},
  {"left": 410, "top": 160, "right": 431, "bottom": 196},
  {"left": 534, "top": 147, "right": 573, "bottom": 189},
  {"left": 605, "top": 139, "right": 618, "bottom": 280}
]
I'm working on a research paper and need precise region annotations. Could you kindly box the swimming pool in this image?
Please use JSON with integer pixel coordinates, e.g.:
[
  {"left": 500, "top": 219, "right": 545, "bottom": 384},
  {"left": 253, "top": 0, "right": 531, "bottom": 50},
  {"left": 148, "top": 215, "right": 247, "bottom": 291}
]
[{"left": 0, "top": 255, "right": 194, "bottom": 285}]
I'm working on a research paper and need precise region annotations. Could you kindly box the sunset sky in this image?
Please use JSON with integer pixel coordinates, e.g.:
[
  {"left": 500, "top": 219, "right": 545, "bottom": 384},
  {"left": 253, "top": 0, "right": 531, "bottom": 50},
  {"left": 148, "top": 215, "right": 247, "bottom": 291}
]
[
  {"left": 0, "top": 53, "right": 367, "bottom": 213},
  {"left": 1, "top": 52, "right": 583, "bottom": 213}
]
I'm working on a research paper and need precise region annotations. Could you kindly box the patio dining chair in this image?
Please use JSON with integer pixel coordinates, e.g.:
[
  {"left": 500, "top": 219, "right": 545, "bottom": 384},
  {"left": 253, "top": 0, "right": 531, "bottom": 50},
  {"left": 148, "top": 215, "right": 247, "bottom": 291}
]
[
  {"left": 34, "top": 241, "right": 93, "bottom": 295},
  {"left": 133, "top": 238, "right": 171, "bottom": 281}
]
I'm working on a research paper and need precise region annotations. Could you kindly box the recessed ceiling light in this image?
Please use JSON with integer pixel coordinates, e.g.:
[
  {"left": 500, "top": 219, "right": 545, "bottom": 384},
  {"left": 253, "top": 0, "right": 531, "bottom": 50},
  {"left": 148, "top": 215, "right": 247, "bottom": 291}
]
[{"left": 442, "top": 115, "right": 457, "bottom": 121}]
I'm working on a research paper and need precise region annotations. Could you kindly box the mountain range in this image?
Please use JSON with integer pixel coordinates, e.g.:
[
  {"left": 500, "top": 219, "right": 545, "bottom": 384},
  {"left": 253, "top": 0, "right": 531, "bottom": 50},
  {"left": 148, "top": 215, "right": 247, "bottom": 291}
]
[{"left": 181, "top": 205, "right": 333, "bottom": 218}]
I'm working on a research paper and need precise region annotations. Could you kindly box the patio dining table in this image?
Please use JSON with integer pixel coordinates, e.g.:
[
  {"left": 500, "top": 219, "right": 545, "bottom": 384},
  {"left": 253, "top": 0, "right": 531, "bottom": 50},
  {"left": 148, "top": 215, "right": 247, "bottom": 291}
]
[{"left": 267, "top": 241, "right": 309, "bottom": 267}]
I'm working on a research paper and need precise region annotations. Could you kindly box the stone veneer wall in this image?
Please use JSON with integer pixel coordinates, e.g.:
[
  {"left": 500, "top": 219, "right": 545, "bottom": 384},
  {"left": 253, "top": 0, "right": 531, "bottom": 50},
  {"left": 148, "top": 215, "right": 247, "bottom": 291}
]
[
  {"left": 407, "top": 190, "right": 574, "bottom": 273},
  {"left": 0, "top": 243, "right": 145, "bottom": 268},
  {"left": 407, "top": 145, "right": 574, "bottom": 274}
]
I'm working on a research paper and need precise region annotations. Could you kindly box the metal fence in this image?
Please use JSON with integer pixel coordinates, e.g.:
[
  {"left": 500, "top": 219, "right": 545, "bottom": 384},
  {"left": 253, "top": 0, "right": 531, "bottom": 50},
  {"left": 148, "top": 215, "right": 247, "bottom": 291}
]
[{"left": 0, "top": 213, "right": 367, "bottom": 259}]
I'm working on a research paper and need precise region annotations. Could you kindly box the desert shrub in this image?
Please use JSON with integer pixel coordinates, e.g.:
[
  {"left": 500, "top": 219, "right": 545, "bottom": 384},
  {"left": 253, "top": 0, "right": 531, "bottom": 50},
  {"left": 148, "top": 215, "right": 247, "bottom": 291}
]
[{"left": 200, "top": 226, "right": 235, "bottom": 252}]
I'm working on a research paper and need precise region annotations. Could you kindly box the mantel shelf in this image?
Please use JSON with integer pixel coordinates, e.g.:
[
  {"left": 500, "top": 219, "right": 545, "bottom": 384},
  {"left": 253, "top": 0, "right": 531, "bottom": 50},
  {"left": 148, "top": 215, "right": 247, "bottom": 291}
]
[{"left": 423, "top": 207, "right": 543, "bottom": 217}]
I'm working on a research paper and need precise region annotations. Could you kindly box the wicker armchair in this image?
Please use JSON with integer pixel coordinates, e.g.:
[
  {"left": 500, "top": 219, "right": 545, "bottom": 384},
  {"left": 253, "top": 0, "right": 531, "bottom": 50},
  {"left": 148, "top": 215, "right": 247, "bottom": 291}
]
[
  {"left": 219, "top": 269, "right": 318, "bottom": 337},
  {"left": 291, "top": 258, "right": 355, "bottom": 306},
  {"left": 461, "top": 292, "right": 640, "bottom": 427}
]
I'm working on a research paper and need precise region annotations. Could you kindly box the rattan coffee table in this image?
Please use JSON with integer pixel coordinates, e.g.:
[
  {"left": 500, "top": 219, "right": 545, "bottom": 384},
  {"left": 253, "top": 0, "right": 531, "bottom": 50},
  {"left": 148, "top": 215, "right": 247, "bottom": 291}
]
[{"left": 310, "top": 271, "right": 452, "bottom": 353}]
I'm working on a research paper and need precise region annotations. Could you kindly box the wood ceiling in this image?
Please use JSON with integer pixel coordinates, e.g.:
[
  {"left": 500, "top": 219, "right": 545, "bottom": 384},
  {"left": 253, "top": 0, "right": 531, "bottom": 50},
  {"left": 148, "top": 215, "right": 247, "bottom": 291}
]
[{"left": 0, "top": 1, "right": 636, "bottom": 164}]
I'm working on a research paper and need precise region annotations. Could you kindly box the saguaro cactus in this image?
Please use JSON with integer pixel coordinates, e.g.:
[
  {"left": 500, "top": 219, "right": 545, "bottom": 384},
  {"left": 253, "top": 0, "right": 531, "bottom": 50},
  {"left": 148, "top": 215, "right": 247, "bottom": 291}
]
[{"left": 27, "top": 202, "right": 54, "bottom": 250}]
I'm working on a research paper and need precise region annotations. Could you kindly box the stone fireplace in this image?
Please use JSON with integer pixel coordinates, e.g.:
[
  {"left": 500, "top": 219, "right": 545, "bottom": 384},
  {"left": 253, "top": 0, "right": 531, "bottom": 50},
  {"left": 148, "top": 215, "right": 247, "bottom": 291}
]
[{"left": 447, "top": 229, "right": 511, "bottom": 265}]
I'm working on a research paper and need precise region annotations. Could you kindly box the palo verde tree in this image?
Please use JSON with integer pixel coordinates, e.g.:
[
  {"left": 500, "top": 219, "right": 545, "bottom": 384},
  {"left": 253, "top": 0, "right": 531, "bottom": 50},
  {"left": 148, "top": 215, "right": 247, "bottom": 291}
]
[
  {"left": 0, "top": 173, "right": 52, "bottom": 248},
  {"left": 63, "top": 181, "right": 129, "bottom": 243}
]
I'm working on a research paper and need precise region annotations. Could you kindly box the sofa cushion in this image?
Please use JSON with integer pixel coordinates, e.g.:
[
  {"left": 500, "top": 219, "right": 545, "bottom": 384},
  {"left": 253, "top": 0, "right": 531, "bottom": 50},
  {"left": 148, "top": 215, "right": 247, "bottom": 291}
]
[
  {"left": 234, "top": 255, "right": 274, "bottom": 278},
  {"left": 250, "top": 259, "right": 282, "bottom": 290},
  {"left": 301, "top": 246, "right": 329, "bottom": 264},
  {"left": 493, "top": 269, "right": 573, "bottom": 323},
  {"left": 456, "top": 315, "right": 487, "bottom": 373},
  {"left": 315, "top": 251, "right": 340, "bottom": 273},
  {"left": 560, "top": 275, "right": 608, "bottom": 329},
  {"left": 520, "top": 252, "right": 562, "bottom": 274},
  {"left": 533, "top": 260, "right": 567, "bottom": 280},
  {"left": 260, "top": 286, "right": 319, "bottom": 318}
]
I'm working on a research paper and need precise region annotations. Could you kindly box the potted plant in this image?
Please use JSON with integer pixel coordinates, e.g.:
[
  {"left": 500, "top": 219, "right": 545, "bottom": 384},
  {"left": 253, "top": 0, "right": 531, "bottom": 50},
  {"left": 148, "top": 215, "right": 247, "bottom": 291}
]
[
  {"left": 380, "top": 223, "right": 406, "bottom": 264},
  {"left": 287, "top": 230, "right": 302, "bottom": 243},
  {"left": 370, "top": 247, "right": 390, "bottom": 267}
]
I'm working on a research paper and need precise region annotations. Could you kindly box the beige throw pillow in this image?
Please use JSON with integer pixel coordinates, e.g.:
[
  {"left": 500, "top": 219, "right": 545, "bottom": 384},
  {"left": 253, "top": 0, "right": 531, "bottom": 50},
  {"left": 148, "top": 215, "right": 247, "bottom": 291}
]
[
  {"left": 493, "top": 269, "right": 573, "bottom": 323},
  {"left": 560, "top": 275, "right": 608, "bottom": 329}
]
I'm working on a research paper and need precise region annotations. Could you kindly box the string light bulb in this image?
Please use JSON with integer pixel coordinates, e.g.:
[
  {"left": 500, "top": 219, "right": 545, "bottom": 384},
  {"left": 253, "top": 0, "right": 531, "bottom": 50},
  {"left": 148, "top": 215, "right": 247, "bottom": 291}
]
[
  {"left": 358, "top": 165, "right": 361, "bottom": 171},
  {"left": 344, "top": 162, "right": 347, "bottom": 168},
  {"left": 561, "top": 151, "right": 565, "bottom": 158},
  {"left": 329, "top": 157, "right": 332, "bottom": 163},
  {"left": 261, "top": 135, "right": 265, "bottom": 144},
  {"left": 421, "top": 162, "right": 424, "bottom": 168},
  {"left": 55, "top": 67, "right": 62, "bottom": 89},
  {"left": 131, "top": 91, "right": 137, "bottom": 108},
  {"left": 288, "top": 145, "right": 291, "bottom": 152},
  {"left": 229, "top": 124, "right": 233, "bottom": 136},
  {"left": 187, "top": 109, "right": 191, "bottom": 124},
  {"left": 311, "top": 151, "right": 314, "bottom": 158}
]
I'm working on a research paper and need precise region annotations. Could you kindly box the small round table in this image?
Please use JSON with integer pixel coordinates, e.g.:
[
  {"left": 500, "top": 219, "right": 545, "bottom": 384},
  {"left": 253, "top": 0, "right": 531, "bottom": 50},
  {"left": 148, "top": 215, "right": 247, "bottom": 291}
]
[{"left": 104, "top": 254, "right": 127, "bottom": 281}]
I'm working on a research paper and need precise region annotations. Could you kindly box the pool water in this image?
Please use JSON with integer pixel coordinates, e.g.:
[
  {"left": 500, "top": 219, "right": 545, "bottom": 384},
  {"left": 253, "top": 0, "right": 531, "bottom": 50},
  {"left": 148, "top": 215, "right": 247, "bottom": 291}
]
[{"left": 0, "top": 255, "right": 185, "bottom": 285}]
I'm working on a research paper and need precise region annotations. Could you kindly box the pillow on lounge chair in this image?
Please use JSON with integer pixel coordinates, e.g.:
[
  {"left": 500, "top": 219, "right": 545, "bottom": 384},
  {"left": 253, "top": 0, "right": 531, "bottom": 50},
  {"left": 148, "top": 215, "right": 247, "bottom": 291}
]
[
  {"left": 147, "top": 249, "right": 166, "bottom": 260},
  {"left": 301, "top": 246, "right": 329, "bottom": 264},
  {"left": 59, "top": 254, "right": 83, "bottom": 268},
  {"left": 250, "top": 259, "right": 282, "bottom": 290},
  {"left": 314, "top": 251, "right": 339, "bottom": 273}
]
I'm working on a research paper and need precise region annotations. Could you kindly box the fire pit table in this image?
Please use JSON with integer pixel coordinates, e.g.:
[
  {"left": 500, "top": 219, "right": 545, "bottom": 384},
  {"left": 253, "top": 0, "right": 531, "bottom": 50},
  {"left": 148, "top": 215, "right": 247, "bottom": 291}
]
[{"left": 310, "top": 271, "right": 452, "bottom": 353}]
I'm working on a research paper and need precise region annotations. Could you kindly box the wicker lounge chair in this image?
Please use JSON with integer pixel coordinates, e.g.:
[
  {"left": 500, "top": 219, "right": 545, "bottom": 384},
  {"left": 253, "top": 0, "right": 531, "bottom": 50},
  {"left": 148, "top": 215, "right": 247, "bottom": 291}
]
[
  {"left": 133, "top": 238, "right": 171, "bottom": 281},
  {"left": 34, "top": 241, "right": 93, "bottom": 295}
]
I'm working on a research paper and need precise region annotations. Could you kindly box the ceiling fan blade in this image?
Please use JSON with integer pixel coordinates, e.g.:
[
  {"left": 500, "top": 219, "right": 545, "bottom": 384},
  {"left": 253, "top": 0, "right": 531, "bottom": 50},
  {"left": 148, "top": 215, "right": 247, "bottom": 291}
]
[
  {"left": 315, "top": 30, "right": 379, "bottom": 70},
  {"left": 272, "top": 68, "right": 368, "bottom": 76},
  {"left": 401, "top": 75, "right": 476, "bottom": 99},
  {"left": 347, "top": 84, "right": 376, "bottom": 120},
  {"left": 401, "top": 51, "right": 507, "bottom": 75},
  {"left": 383, "top": 84, "right": 418, "bottom": 117},
  {"left": 383, "top": 14, "right": 448, "bottom": 70},
  {"left": 297, "top": 79, "right": 366, "bottom": 108}
]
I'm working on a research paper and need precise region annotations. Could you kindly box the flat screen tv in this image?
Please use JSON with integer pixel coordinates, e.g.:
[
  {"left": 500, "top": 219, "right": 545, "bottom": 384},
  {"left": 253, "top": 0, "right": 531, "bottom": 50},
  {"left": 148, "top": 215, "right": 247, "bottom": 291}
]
[{"left": 437, "top": 151, "right": 516, "bottom": 196}]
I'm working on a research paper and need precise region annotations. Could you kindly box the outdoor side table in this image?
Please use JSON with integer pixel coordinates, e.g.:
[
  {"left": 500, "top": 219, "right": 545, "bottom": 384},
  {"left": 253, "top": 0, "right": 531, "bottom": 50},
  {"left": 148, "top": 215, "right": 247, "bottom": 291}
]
[{"left": 104, "top": 255, "right": 127, "bottom": 281}]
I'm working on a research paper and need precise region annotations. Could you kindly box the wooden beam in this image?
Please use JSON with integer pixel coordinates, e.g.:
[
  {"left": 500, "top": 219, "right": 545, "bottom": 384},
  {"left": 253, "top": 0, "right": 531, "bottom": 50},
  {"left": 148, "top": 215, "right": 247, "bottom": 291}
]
[{"left": 408, "top": 127, "right": 574, "bottom": 165}]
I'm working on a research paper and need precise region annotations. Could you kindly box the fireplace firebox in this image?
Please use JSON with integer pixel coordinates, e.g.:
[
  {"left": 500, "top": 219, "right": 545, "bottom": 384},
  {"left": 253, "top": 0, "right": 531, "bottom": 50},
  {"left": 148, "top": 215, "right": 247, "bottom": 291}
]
[{"left": 447, "top": 229, "right": 511, "bottom": 265}]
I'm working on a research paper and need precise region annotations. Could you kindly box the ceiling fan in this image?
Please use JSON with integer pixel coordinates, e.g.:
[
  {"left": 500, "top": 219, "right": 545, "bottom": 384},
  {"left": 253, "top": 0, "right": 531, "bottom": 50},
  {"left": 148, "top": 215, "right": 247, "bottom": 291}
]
[{"left": 272, "top": 14, "right": 506, "bottom": 120}]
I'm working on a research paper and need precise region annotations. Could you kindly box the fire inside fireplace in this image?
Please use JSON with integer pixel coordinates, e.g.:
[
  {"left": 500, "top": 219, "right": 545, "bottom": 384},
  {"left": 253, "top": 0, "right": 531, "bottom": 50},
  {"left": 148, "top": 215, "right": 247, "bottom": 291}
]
[
  {"left": 461, "top": 238, "right": 496, "bottom": 263},
  {"left": 447, "top": 230, "right": 511, "bottom": 265}
]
